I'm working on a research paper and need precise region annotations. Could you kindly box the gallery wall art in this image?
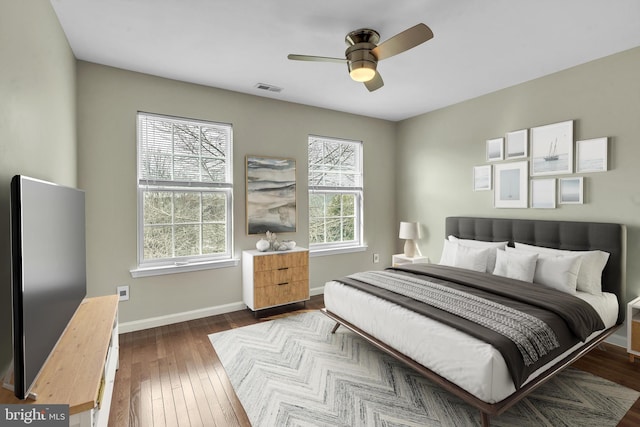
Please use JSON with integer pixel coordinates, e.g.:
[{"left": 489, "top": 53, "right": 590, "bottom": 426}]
[
  {"left": 530, "top": 120, "right": 573, "bottom": 176},
  {"left": 494, "top": 161, "right": 528, "bottom": 208},
  {"left": 475, "top": 119, "right": 609, "bottom": 209},
  {"left": 576, "top": 137, "right": 608, "bottom": 173},
  {"left": 473, "top": 165, "right": 492, "bottom": 191}
]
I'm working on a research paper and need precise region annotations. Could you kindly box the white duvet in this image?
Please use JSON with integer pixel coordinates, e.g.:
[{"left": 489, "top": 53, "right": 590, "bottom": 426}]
[{"left": 323, "top": 280, "right": 618, "bottom": 403}]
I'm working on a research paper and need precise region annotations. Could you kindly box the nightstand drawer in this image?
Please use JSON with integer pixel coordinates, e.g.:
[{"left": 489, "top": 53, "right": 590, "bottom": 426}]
[
  {"left": 254, "top": 280, "right": 308, "bottom": 309},
  {"left": 254, "top": 266, "right": 308, "bottom": 288},
  {"left": 253, "top": 251, "right": 308, "bottom": 271}
]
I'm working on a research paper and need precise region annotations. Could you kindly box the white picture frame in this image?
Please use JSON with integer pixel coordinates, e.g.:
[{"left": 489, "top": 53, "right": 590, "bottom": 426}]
[
  {"left": 531, "top": 178, "right": 556, "bottom": 209},
  {"left": 494, "top": 161, "right": 528, "bottom": 208},
  {"left": 505, "top": 129, "right": 528, "bottom": 159},
  {"left": 473, "top": 165, "right": 492, "bottom": 191},
  {"left": 530, "top": 120, "right": 574, "bottom": 176},
  {"left": 559, "top": 177, "right": 584, "bottom": 204},
  {"left": 486, "top": 138, "right": 504, "bottom": 162},
  {"left": 576, "top": 137, "right": 608, "bottom": 173}
]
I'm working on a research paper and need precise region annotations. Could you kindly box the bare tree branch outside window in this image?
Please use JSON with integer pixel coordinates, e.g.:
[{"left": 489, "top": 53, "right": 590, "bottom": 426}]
[
  {"left": 137, "top": 113, "right": 232, "bottom": 265},
  {"left": 308, "top": 136, "right": 362, "bottom": 248}
]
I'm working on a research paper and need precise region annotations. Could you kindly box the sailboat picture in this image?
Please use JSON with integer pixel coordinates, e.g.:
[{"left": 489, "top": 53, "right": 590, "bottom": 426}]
[
  {"left": 544, "top": 138, "right": 559, "bottom": 161},
  {"left": 531, "top": 120, "right": 573, "bottom": 176}
]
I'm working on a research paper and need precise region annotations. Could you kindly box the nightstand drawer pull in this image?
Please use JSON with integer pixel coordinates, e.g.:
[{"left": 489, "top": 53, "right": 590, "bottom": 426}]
[
  {"left": 277, "top": 282, "right": 289, "bottom": 286},
  {"left": 278, "top": 267, "right": 289, "bottom": 271}
]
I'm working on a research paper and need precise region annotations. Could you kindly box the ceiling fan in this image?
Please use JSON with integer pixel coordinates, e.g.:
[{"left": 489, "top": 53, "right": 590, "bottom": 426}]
[{"left": 287, "top": 23, "right": 434, "bottom": 92}]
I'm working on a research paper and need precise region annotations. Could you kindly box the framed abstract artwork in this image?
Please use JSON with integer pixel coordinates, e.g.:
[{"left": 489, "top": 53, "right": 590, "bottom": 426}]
[
  {"left": 486, "top": 137, "right": 504, "bottom": 162},
  {"left": 494, "top": 161, "right": 528, "bottom": 208},
  {"left": 530, "top": 120, "right": 573, "bottom": 176},
  {"left": 505, "top": 129, "right": 528, "bottom": 159},
  {"left": 559, "top": 177, "right": 584, "bottom": 204},
  {"left": 576, "top": 137, "right": 608, "bottom": 173},
  {"left": 531, "top": 178, "right": 556, "bottom": 209},
  {"left": 473, "top": 165, "right": 492, "bottom": 191},
  {"left": 246, "top": 155, "right": 296, "bottom": 234}
]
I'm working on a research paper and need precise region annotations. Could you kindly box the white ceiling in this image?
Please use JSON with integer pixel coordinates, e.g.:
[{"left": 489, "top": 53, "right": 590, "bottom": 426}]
[{"left": 50, "top": 0, "right": 640, "bottom": 121}]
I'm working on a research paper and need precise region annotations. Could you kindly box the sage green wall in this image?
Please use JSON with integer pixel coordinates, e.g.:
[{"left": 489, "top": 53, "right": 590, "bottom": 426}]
[
  {"left": 76, "top": 62, "right": 396, "bottom": 324},
  {"left": 0, "top": 0, "right": 77, "bottom": 376},
  {"left": 396, "top": 46, "right": 640, "bottom": 342}
]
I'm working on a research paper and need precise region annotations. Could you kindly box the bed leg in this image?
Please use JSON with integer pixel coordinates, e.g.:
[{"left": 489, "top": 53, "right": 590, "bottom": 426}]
[
  {"left": 480, "top": 411, "right": 490, "bottom": 427},
  {"left": 331, "top": 322, "right": 341, "bottom": 334}
]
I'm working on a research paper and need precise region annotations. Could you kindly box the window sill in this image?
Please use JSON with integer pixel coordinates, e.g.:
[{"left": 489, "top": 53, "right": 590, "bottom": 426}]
[
  {"left": 130, "top": 258, "right": 239, "bottom": 278},
  {"left": 309, "top": 245, "right": 368, "bottom": 258}
]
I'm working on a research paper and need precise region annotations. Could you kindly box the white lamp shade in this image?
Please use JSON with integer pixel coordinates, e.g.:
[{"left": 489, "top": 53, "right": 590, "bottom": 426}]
[
  {"left": 399, "top": 221, "right": 422, "bottom": 257},
  {"left": 399, "top": 222, "right": 421, "bottom": 240}
]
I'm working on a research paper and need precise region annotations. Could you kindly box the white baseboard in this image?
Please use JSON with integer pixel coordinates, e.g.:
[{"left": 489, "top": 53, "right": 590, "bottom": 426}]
[
  {"left": 119, "top": 285, "right": 326, "bottom": 333},
  {"left": 118, "top": 301, "right": 246, "bottom": 333}
]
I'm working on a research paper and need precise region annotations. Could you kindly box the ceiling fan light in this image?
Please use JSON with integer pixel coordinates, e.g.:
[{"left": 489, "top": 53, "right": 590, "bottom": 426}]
[
  {"left": 348, "top": 60, "right": 376, "bottom": 82},
  {"left": 350, "top": 67, "right": 376, "bottom": 82}
]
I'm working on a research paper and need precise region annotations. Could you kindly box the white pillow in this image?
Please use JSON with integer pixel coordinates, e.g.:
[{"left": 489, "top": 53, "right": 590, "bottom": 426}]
[
  {"left": 439, "top": 239, "right": 458, "bottom": 266},
  {"left": 453, "top": 245, "right": 491, "bottom": 273},
  {"left": 507, "top": 248, "right": 581, "bottom": 294},
  {"left": 448, "top": 236, "right": 508, "bottom": 273},
  {"left": 513, "top": 242, "right": 609, "bottom": 294},
  {"left": 493, "top": 249, "right": 538, "bottom": 282},
  {"left": 439, "top": 240, "right": 490, "bottom": 273}
]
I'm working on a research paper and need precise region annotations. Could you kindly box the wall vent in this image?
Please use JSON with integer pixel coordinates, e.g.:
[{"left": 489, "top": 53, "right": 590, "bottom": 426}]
[{"left": 255, "top": 83, "right": 283, "bottom": 93}]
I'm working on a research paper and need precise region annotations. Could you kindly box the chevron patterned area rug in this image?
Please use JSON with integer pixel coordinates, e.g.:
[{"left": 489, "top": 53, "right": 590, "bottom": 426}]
[{"left": 209, "top": 311, "right": 638, "bottom": 427}]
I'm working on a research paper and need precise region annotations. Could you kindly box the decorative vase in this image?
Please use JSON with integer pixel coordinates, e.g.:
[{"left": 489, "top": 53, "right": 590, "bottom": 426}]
[{"left": 256, "top": 238, "right": 269, "bottom": 252}]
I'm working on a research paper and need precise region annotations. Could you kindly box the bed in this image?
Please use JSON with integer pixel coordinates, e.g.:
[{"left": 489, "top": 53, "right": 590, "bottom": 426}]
[{"left": 322, "top": 216, "right": 626, "bottom": 427}]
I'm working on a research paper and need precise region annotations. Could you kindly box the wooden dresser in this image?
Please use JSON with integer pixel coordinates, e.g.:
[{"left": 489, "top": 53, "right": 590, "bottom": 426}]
[
  {"left": 0, "top": 295, "right": 119, "bottom": 427},
  {"left": 242, "top": 247, "right": 309, "bottom": 313}
]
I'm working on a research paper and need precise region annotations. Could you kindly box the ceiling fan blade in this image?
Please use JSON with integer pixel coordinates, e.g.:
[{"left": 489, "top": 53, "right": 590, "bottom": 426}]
[
  {"left": 372, "top": 23, "right": 434, "bottom": 61},
  {"left": 287, "top": 54, "right": 347, "bottom": 64},
  {"left": 364, "top": 72, "right": 384, "bottom": 92}
]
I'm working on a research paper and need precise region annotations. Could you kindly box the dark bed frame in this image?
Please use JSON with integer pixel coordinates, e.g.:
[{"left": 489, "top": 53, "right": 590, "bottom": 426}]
[{"left": 322, "top": 216, "right": 626, "bottom": 427}]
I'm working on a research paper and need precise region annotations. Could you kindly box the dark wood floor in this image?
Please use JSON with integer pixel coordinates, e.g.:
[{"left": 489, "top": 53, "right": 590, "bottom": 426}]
[{"left": 109, "top": 294, "right": 640, "bottom": 426}]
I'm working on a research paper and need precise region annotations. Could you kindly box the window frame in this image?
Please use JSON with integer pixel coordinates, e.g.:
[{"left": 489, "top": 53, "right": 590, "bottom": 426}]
[
  {"left": 132, "top": 112, "right": 236, "bottom": 277},
  {"left": 308, "top": 135, "right": 365, "bottom": 255}
]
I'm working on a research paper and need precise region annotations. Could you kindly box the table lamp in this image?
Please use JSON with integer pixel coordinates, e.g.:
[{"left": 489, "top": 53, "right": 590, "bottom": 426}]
[{"left": 399, "top": 221, "right": 422, "bottom": 258}]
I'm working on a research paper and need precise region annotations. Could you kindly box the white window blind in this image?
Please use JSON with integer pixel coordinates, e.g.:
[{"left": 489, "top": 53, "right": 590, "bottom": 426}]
[
  {"left": 308, "top": 135, "right": 363, "bottom": 250},
  {"left": 137, "top": 112, "right": 233, "bottom": 268}
]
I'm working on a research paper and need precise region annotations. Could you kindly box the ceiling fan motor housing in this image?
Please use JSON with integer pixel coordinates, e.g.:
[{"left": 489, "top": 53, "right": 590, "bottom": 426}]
[
  {"left": 345, "top": 29, "right": 380, "bottom": 82},
  {"left": 346, "top": 42, "right": 378, "bottom": 78}
]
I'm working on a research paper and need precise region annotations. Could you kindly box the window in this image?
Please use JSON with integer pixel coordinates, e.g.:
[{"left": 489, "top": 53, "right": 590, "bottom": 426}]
[
  {"left": 135, "top": 112, "right": 233, "bottom": 274},
  {"left": 308, "top": 135, "right": 363, "bottom": 252}
]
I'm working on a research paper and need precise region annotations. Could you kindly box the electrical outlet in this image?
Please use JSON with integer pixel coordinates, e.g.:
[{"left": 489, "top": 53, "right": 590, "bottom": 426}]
[
  {"left": 117, "top": 285, "right": 129, "bottom": 301},
  {"left": 373, "top": 253, "right": 380, "bottom": 263}
]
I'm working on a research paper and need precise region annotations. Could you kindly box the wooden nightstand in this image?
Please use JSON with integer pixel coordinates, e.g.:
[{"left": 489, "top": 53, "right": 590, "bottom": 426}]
[
  {"left": 627, "top": 296, "right": 640, "bottom": 362},
  {"left": 392, "top": 254, "right": 429, "bottom": 267},
  {"left": 242, "top": 247, "right": 309, "bottom": 314}
]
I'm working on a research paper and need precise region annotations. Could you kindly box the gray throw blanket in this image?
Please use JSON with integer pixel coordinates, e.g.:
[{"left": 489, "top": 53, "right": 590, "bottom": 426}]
[{"left": 348, "top": 271, "right": 559, "bottom": 366}]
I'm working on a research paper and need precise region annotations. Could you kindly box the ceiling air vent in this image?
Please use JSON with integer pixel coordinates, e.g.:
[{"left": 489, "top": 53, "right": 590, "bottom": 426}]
[{"left": 255, "top": 83, "right": 283, "bottom": 93}]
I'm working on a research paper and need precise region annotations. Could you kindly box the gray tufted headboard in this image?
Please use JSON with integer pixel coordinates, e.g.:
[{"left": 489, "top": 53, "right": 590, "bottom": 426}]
[{"left": 445, "top": 216, "right": 626, "bottom": 324}]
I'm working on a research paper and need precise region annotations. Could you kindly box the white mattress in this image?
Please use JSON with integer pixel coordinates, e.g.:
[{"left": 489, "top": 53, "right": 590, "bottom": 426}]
[{"left": 323, "top": 280, "right": 618, "bottom": 404}]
